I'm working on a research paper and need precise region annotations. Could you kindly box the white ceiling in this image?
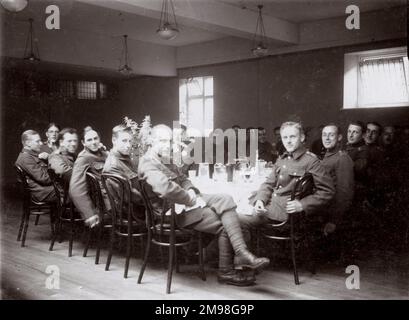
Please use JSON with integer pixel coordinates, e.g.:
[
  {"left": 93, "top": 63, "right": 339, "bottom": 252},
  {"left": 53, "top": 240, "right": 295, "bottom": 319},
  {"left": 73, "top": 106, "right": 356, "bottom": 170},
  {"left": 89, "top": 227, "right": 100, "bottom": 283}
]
[
  {"left": 2, "top": 0, "right": 406, "bottom": 47},
  {"left": 220, "top": 0, "right": 406, "bottom": 23}
]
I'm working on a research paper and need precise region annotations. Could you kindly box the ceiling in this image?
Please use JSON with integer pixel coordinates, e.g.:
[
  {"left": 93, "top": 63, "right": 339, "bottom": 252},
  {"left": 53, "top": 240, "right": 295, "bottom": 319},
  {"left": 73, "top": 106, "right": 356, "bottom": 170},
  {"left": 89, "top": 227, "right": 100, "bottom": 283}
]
[{"left": 1, "top": 0, "right": 406, "bottom": 47}]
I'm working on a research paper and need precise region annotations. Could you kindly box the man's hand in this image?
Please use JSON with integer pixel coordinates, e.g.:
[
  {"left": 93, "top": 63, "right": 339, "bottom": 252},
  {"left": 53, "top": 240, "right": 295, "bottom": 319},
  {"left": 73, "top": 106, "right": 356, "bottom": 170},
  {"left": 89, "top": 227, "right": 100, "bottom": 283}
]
[
  {"left": 286, "top": 199, "right": 303, "bottom": 214},
  {"left": 254, "top": 200, "right": 267, "bottom": 214},
  {"left": 38, "top": 152, "right": 49, "bottom": 160},
  {"left": 323, "top": 222, "right": 336, "bottom": 236},
  {"left": 187, "top": 189, "right": 197, "bottom": 206}
]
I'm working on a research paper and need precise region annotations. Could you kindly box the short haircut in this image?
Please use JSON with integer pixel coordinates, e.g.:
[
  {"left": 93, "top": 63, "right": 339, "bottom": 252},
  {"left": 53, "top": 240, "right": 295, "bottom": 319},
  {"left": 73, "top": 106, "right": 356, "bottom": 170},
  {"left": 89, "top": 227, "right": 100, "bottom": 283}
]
[
  {"left": 112, "top": 124, "right": 132, "bottom": 139},
  {"left": 151, "top": 124, "right": 172, "bottom": 140},
  {"left": 280, "top": 121, "right": 304, "bottom": 135},
  {"left": 257, "top": 126, "right": 265, "bottom": 131},
  {"left": 21, "top": 130, "right": 39, "bottom": 146},
  {"left": 82, "top": 126, "right": 98, "bottom": 141},
  {"left": 323, "top": 123, "right": 341, "bottom": 135},
  {"left": 348, "top": 121, "right": 366, "bottom": 132},
  {"left": 57, "top": 128, "right": 77, "bottom": 147},
  {"left": 46, "top": 122, "right": 61, "bottom": 132},
  {"left": 366, "top": 121, "right": 382, "bottom": 131}
]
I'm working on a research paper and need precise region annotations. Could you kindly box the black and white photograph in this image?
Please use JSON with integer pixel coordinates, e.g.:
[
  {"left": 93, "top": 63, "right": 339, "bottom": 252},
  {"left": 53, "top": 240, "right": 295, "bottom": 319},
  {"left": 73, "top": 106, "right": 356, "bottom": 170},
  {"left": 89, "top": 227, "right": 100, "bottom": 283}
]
[{"left": 1, "top": 0, "right": 408, "bottom": 304}]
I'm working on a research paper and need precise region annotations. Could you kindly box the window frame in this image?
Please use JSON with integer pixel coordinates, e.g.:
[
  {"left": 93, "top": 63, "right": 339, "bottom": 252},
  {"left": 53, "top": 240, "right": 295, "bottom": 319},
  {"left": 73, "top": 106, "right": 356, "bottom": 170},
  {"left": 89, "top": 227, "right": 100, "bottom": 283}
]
[
  {"left": 179, "top": 76, "right": 214, "bottom": 137},
  {"left": 343, "top": 46, "right": 409, "bottom": 109}
]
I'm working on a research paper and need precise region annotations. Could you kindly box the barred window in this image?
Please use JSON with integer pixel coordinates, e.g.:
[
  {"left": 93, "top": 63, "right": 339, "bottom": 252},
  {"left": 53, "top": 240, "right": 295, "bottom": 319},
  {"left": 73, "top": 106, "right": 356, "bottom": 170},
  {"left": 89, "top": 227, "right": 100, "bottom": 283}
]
[{"left": 76, "top": 81, "right": 97, "bottom": 100}]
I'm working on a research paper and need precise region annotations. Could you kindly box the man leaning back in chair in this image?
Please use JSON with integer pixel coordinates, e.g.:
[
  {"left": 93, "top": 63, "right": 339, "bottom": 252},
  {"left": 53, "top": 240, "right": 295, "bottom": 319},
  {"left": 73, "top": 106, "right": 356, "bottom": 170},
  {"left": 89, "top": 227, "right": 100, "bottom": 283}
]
[{"left": 138, "top": 124, "right": 270, "bottom": 287}]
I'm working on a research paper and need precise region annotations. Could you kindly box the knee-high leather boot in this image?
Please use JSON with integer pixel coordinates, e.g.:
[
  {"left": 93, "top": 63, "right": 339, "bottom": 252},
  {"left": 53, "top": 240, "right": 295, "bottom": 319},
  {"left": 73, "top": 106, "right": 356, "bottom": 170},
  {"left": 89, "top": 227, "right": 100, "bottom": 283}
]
[
  {"left": 220, "top": 210, "right": 270, "bottom": 271},
  {"left": 217, "top": 230, "right": 255, "bottom": 286}
]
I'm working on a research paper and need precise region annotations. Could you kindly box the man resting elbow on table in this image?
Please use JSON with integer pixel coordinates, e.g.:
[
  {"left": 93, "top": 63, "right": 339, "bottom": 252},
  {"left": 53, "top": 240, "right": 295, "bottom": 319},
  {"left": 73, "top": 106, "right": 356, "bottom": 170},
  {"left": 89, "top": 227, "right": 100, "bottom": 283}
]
[{"left": 138, "top": 124, "right": 270, "bottom": 287}]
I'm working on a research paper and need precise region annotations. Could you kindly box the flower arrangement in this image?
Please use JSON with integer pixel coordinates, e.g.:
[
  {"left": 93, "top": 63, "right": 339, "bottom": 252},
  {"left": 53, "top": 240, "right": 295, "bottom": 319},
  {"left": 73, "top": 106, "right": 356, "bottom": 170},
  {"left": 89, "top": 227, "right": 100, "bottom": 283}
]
[{"left": 123, "top": 115, "right": 152, "bottom": 163}]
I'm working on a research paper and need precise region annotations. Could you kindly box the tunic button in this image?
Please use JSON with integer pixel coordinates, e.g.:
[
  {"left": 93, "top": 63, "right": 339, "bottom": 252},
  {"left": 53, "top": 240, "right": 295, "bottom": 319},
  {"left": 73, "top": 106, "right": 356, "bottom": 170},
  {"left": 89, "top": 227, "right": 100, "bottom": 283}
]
[
  {"left": 283, "top": 165, "right": 286, "bottom": 169},
  {"left": 288, "top": 157, "right": 291, "bottom": 160},
  {"left": 279, "top": 175, "right": 283, "bottom": 179},
  {"left": 273, "top": 193, "right": 277, "bottom": 197},
  {"left": 293, "top": 172, "right": 297, "bottom": 175}
]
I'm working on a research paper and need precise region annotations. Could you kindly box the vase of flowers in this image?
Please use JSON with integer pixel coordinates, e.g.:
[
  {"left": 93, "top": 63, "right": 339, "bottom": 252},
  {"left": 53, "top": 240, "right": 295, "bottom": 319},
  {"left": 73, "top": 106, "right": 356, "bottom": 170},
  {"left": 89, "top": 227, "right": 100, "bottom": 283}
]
[{"left": 123, "top": 115, "right": 152, "bottom": 165}]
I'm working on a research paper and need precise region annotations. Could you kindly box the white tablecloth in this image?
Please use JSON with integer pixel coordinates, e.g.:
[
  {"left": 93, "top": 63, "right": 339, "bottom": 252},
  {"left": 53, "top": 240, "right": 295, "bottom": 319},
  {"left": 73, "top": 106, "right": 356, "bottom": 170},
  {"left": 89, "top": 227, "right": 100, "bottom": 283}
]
[{"left": 190, "top": 175, "right": 267, "bottom": 215}]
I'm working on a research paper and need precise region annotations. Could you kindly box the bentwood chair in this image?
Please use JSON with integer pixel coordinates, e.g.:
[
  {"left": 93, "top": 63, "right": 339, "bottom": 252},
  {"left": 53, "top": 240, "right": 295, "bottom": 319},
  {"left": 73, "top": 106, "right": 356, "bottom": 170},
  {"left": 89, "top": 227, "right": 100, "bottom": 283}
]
[
  {"left": 15, "top": 165, "right": 56, "bottom": 247},
  {"left": 48, "top": 169, "right": 85, "bottom": 257},
  {"left": 82, "top": 170, "right": 112, "bottom": 264},
  {"left": 257, "top": 173, "right": 316, "bottom": 285},
  {"left": 137, "top": 180, "right": 206, "bottom": 294},
  {"left": 101, "top": 173, "right": 147, "bottom": 279}
]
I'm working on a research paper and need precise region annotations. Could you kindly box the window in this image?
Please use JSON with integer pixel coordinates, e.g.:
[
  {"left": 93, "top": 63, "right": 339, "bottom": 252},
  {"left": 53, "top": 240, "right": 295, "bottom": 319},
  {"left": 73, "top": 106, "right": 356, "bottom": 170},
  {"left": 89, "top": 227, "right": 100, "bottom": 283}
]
[
  {"left": 179, "top": 76, "right": 214, "bottom": 136},
  {"left": 76, "top": 81, "right": 97, "bottom": 100},
  {"left": 344, "top": 47, "right": 409, "bottom": 109}
]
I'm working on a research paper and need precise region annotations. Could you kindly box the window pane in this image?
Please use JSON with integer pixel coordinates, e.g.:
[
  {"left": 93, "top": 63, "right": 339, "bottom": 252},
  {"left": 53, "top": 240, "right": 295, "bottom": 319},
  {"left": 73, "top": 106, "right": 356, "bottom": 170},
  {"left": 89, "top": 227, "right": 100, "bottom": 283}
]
[
  {"left": 359, "top": 56, "right": 409, "bottom": 106},
  {"left": 187, "top": 98, "right": 204, "bottom": 135},
  {"left": 204, "top": 97, "right": 214, "bottom": 136},
  {"left": 187, "top": 77, "right": 203, "bottom": 96},
  {"left": 77, "top": 81, "right": 97, "bottom": 100},
  {"left": 204, "top": 77, "right": 213, "bottom": 96}
]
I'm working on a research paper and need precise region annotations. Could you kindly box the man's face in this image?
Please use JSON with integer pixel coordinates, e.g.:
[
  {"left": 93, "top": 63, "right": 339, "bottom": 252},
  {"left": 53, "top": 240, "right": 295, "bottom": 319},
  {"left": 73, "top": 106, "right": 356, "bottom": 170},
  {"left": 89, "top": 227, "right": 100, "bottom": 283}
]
[
  {"left": 46, "top": 125, "right": 59, "bottom": 144},
  {"left": 258, "top": 129, "right": 267, "bottom": 143},
  {"left": 26, "top": 134, "right": 42, "bottom": 153},
  {"left": 322, "top": 126, "right": 340, "bottom": 150},
  {"left": 365, "top": 124, "right": 381, "bottom": 145},
  {"left": 152, "top": 127, "right": 172, "bottom": 161},
  {"left": 82, "top": 130, "right": 101, "bottom": 153},
  {"left": 113, "top": 131, "right": 132, "bottom": 156},
  {"left": 381, "top": 126, "right": 395, "bottom": 146},
  {"left": 281, "top": 126, "right": 303, "bottom": 153},
  {"left": 60, "top": 132, "right": 78, "bottom": 154},
  {"left": 347, "top": 124, "right": 363, "bottom": 144}
]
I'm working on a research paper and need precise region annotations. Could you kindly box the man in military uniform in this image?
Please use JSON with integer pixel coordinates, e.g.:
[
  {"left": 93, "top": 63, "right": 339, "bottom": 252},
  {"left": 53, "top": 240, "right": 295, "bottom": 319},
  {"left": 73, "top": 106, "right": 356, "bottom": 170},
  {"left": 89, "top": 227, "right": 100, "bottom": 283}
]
[
  {"left": 103, "top": 124, "right": 143, "bottom": 212},
  {"left": 320, "top": 124, "right": 355, "bottom": 261},
  {"left": 240, "top": 121, "right": 335, "bottom": 230},
  {"left": 321, "top": 124, "right": 354, "bottom": 235},
  {"left": 257, "top": 127, "right": 275, "bottom": 163},
  {"left": 69, "top": 127, "right": 108, "bottom": 228},
  {"left": 345, "top": 121, "right": 369, "bottom": 186},
  {"left": 138, "top": 124, "right": 269, "bottom": 286},
  {"left": 15, "top": 130, "right": 57, "bottom": 203},
  {"left": 48, "top": 128, "right": 78, "bottom": 183}
]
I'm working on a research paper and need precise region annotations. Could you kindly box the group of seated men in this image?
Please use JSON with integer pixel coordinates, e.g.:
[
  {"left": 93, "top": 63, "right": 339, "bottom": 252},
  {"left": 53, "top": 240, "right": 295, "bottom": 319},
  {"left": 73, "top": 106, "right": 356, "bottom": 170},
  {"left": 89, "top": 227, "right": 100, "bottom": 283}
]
[{"left": 15, "top": 119, "right": 408, "bottom": 286}]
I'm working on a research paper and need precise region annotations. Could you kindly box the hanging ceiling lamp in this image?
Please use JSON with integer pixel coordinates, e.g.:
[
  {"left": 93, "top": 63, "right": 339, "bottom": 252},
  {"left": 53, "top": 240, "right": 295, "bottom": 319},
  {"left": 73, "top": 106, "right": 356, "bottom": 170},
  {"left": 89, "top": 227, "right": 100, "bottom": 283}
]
[
  {"left": 157, "top": 0, "right": 179, "bottom": 40},
  {"left": 23, "top": 18, "right": 40, "bottom": 62},
  {"left": 118, "top": 34, "right": 133, "bottom": 76},
  {"left": 0, "top": 0, "right": 28, "bottom": 12},
  {"left": 251, "top": 5, "right": 268, "bottom": 57}
]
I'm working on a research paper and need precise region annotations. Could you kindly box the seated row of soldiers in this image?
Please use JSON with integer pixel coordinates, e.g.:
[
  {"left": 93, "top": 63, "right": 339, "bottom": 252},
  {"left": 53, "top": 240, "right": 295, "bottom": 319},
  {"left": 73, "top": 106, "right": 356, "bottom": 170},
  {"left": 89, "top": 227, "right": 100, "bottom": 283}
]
[{"left": 14, "top": 120, "right": 408, "bottom": 286}]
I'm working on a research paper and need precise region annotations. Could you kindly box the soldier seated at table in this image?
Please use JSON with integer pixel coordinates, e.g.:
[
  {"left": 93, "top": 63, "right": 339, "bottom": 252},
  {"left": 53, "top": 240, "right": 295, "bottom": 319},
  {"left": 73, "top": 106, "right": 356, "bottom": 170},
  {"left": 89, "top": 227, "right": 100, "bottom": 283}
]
[
  {"left": 15, "top": 130, "right": 57, "bottom": 203},
  {"left": 49, "top": 128, "right": 78, "bottom": 183},
  {"left": 103, "top": 124, "right": 144, "bottom": 217},
  {"left": 320, "top": 123, "right": 354, "bottom": 261},
  {"left": 69, "top": 127, "right": 108, "bottom": 228},
  {"left": 39, "top": 123, "right": 61, "bottom": 161},
  {"left": 240, "top": 121, "right": 335, "bottom": 236},
  {"left": 138, "top": 124, "right": 270, "bottom": 287}
]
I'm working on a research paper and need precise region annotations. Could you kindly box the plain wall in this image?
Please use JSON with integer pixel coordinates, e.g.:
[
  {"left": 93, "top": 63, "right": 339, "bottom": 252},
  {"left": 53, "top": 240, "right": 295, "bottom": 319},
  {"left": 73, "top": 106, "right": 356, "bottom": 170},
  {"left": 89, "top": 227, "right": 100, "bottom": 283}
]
[{"left": 120, "top": 39, "right": 409, "bottom": 139}]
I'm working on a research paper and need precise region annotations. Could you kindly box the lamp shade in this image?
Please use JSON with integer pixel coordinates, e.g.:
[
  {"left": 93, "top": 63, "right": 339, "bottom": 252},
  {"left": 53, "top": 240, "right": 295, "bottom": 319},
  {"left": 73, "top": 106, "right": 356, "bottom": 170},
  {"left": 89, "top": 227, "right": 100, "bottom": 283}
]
[
  {"left": 157, "top": 23, "right": 179, "bottom": 40},
  {"left": 0, "top": 0, "right": 28, "bottom": 12},
  {"left": 251, "top": 44, "right": 268, "bottom": 57}
]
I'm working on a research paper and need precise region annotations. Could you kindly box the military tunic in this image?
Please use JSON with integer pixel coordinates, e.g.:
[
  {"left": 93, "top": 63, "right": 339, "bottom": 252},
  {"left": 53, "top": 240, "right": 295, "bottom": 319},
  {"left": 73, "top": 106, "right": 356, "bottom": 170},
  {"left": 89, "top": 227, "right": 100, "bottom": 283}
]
[
  {"left": 321, "top": 148, "right": 354, "bottom": 225},
  {"left": 251, "top": 146, "right": 335, "bottom": 221}
]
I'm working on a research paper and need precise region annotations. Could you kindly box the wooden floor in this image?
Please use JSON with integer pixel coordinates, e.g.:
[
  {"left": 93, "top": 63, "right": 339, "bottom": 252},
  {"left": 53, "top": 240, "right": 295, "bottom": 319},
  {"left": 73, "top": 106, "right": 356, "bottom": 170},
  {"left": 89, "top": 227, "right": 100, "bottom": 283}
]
[{"left": 1, "top": 198, "right": 408, "bottom": 300}]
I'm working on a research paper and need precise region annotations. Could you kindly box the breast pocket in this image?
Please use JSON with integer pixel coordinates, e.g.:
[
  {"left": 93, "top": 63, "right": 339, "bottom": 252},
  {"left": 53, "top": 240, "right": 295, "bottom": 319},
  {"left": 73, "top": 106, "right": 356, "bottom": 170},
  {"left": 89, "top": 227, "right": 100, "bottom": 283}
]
[{"left": 288, "top": 168, "right": 306, "bottom": 178}]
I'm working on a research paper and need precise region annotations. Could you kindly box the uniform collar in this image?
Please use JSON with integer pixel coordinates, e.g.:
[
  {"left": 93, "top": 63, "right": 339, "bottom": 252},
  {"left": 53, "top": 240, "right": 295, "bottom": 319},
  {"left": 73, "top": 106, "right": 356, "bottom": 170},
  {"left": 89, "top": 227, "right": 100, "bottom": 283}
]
[
  {"left": 111, "top": 149, "right": 131, "bottom": 161},
  {"left": 347, "top": 140, "right": 365, "bottom": 148},
  {"left": 324, "top": 146, "right": 341, "bottom": 158},
  {"left": 282, "top": 145, "right": 307, "bottom": 160},
  {"left": 22, "top": 147, "right": 39, "bottom": 157}
]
